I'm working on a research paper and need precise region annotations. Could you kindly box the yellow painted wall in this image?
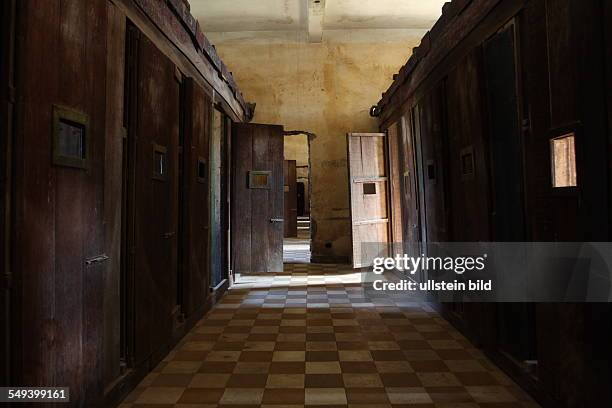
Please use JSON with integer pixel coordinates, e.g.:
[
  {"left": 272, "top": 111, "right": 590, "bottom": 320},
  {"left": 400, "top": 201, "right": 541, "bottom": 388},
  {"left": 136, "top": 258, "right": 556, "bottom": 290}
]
[{"left": 213, "top": 34, "right": 419, "bottom": 262}]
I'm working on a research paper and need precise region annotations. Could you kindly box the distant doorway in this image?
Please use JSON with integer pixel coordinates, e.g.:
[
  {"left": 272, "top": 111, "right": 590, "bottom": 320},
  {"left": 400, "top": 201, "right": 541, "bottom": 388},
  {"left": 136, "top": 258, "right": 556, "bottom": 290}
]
[{"left": 283, "top": 132, "right": 312, "bottom": 264}]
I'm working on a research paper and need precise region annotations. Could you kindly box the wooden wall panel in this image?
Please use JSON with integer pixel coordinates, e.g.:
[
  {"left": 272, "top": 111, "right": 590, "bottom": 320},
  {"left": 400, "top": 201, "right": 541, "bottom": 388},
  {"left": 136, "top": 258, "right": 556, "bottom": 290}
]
[
  {"left": 398, "top": 115, "right": 421, "bottom": 253},
  {"left": 284, "top": 160, "right": 298, "bottom": 238},
  {"left": 386, "top": 122, "right": 404, "bottom": 245},
  {"left": 377, "top": 1, "right": 612, "bottom": 406},
  {"left": 182, "top": 78, "right": 211, "bottom": 315},
  {"left": 210, "top": 108, "right": 224, "bottom": 286},
  {"left": 232, "top": 125, "right": 253, "bottom": 273},
  {"left": 103, "top": 1, "right": 125, "bottom": 386},
  {"left": 0, "top": 0, "right": 15, "bottom": 387},
  {"left": 417, "top": 85, "right": 449, "bottom": 243},
  {"left": 12, "top": 0, "right": 108, "bottom": 405}
]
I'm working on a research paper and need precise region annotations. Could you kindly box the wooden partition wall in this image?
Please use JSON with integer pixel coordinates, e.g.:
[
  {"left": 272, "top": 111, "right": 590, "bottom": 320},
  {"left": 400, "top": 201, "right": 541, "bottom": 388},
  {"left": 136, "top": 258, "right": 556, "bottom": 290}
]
[
  {"left": 4, "top": 0, "right": 251, "bottom": 406},
  {"left": 376, "top": 0, "right": 612, "bottom": 406}
]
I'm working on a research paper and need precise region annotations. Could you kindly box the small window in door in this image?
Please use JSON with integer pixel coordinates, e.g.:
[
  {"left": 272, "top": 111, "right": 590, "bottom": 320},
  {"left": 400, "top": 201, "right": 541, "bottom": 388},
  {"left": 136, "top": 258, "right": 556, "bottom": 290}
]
[
  {"left": 248, "top": 171, "right": 271, "bottom": 189},
  {"left": 197, "top": 157, "right": 207, "bottom": 183},
  {"left": 363, "top": 183, "right": 377, "bottom": 195},
  {"left": 52, "top": 105, "right": 89, "bottom": 169},
  {"left": 460, "top": 147, "right": 475, "bottom": 180},
  {"left": 550, "top": 133, "right": 577, "bottom": 188},
  {"left": 427, "top": 160, "right": 436, "bottom": 182},
  {"left": 153, "top": 144, "right": 167, "bottom": 181}
]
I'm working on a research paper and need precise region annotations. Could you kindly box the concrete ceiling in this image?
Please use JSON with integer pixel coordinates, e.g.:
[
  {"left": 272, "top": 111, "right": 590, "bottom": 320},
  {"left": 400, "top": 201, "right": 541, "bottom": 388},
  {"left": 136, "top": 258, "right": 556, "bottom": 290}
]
[{"left": 190, "top": 0, "right": 447, "bottom": 41}]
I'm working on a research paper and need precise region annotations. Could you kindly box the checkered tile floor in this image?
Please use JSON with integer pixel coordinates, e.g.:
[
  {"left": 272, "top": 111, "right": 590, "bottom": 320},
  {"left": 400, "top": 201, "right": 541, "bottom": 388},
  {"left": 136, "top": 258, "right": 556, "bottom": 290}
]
[
  {"left": 283, "top": 218, "right": 311, "bottom": 264},
  {"left": 120, "top": 264, "right": 540, "bottom": 407}
]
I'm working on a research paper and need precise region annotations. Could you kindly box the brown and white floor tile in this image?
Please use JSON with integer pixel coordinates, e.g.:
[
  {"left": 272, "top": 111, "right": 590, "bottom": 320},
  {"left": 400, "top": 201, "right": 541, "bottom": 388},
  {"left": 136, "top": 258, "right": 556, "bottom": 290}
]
[{"left": 120, "top": 264, "right": 540, "bottom": 408}]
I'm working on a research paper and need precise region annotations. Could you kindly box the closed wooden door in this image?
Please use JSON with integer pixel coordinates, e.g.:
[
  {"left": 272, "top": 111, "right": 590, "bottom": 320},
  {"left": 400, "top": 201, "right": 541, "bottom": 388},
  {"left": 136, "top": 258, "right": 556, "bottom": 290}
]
[
  {"left": 128, "top": 32, "right": 180, "bottom": 364},
  {"left": 347, "top": 133, "right": 390, "bottom": 268},
  {"left": 232, "top": 123, "right": 284, "bottom": 273},
  {"left": 398, "top": 115, "right": 421, "bottom": 252},
  {"left": 181, "top": 78, "right": 210, "bottom": 316},
  {"left": 284, "top": 159, "right": 298, "bottom": 237}
]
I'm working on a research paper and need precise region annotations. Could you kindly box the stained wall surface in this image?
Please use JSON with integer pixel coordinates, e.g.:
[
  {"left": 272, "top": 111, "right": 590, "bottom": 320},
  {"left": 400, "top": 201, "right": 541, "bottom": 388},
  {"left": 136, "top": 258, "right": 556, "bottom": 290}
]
[{"left": 210, "top": 31, "right": 422, "bottom": 261}]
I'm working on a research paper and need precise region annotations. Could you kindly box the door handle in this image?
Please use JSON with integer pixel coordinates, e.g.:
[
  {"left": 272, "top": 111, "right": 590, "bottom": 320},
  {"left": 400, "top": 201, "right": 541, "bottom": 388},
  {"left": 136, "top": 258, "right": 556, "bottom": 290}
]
[
  {"left": 85, "top": 254, "right": 109, "bottom": 266},
  {"left": 270, "top": 218, "right": 284, "bottom": 223},
  {"left": 162, "top": 232, "right": 176, "bottom": 239}
]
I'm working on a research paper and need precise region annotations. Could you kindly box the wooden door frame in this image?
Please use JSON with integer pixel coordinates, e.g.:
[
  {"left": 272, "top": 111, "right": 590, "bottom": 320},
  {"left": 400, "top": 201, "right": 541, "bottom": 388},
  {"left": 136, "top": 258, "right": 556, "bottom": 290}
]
[{"left": 1, "top": 0, "right": 16, "bottom": 387}]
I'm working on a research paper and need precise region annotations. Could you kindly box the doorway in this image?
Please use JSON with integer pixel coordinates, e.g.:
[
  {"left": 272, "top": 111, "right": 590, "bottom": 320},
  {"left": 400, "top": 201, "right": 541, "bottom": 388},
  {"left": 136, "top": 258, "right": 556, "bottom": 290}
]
[{"left": 283, "top": 132, "right": 312, "bottom": 264}]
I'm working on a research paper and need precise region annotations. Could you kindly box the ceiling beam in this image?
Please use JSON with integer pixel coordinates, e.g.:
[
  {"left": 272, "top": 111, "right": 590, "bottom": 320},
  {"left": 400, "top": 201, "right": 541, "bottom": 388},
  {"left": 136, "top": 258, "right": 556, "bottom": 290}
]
[{"left": 307, "top": 0, "right": 326, "bottom": 43}]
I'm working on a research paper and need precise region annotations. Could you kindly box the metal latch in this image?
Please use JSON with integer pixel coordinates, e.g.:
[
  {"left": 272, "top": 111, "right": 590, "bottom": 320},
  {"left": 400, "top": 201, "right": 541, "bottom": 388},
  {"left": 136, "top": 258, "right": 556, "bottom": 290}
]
[
  {"left": 270, "top": 218, "right": 284, "bottom": 223},
  {"left": 85, "top": 254, "right": 109, "bottom": 266}
]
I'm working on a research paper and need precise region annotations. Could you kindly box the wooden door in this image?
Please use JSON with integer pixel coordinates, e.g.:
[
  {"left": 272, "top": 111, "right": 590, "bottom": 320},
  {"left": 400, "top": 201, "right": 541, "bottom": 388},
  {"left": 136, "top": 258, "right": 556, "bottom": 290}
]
[
  {"left": 181, "top": 78, "right": 210, "bottom": 316},
  {"left": 284, "top": 159, "right": 298, "bottom": 237},
  {"left": 347, "top": 133, "right": 390, "bottom": 268},
  {"left": 417, "top": 85, "right": 450, "bottom": 243},
  {"left": 232, "top": 123, "right": 284, "bottom": 273},
  {"left": 128, "top": 32, "right": 180, "bottom": 364},
  {"left": 399, "top": 115, "right": 422, "bottom": 256},
  {"left": 386, "top": 122, "right": 403, "bottom": 255}
]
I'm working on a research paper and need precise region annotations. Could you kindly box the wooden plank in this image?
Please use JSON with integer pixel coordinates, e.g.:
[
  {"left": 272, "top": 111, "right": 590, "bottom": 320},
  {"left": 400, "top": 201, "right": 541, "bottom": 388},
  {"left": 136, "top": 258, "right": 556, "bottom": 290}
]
[
  {"left": 103, "top": 1, "right": 125, "bottom": 387},
  {"left": 386, "top": 122, "right": 404, "bottom": 245},
  {"left": 182, "top": 78, "right": 211, "bottom": 316},
  {"left": 353, "top": 218, "right": 389, "bottom": 226},
  {"left": 209, "top": 108, "right": 223, "bottom": 285},
  {"left": 231, "top": 124, "right": 253, "bottom": 274},
  {"left": 251, "top": 126, "right": 271, "bottom": 272},
  {"left": 15, "top": 0, "right": 61, "bottom": 389},
  {"left": 352, "top": 177, "right": 389, "bottom": 183},
  {"left": 268, "top": 125, "right": 284, "bottom": 271},
  {"left": 284, "top": 160, "right": 298, "bottom": 238},
  {"left": 0, "top": 0, "right": 15, "bottom": 387}
]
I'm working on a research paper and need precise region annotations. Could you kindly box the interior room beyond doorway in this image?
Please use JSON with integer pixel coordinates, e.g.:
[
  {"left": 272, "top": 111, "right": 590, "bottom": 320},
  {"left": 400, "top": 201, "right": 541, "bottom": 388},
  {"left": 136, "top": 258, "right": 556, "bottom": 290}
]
[{"left": 283, "top": 132, "right": 311, "bottom": 264}]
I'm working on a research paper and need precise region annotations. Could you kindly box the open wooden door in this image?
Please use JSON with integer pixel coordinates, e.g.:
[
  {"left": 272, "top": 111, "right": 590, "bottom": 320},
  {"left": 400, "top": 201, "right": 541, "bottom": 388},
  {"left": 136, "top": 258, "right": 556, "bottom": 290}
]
[
  {"left": 232, "top": 123, "right": 284, "bottom": 273},
  {"left": 347, "top": 133, "right": 390, "bottom": 268},
  {"left": 284, "top": 159, "right": 298, "bottom": 237}
]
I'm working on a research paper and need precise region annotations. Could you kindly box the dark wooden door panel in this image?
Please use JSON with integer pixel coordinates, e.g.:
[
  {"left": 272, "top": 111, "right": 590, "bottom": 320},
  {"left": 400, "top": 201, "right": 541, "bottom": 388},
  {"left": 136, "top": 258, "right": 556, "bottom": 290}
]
[
  {"left": 232, "top": 123, "right": 284, "bottom": 273},
  {"left": 398, "top": 115, "right": 421, "bottom": 255},
  {"left": 446, "top": 49, "right": 490, "bottom": 242},
  {"left": 181, "top": 78, "right": 211, "bottom": 316},
  {"left": 133, "top": 33, "right": 179, "bottom": 363},
  {"left": 347, "top": 133, "right": 390, "bottom": 268},
  {"left": 284, "top": 160, "right": 298, "bottom": 237}
]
